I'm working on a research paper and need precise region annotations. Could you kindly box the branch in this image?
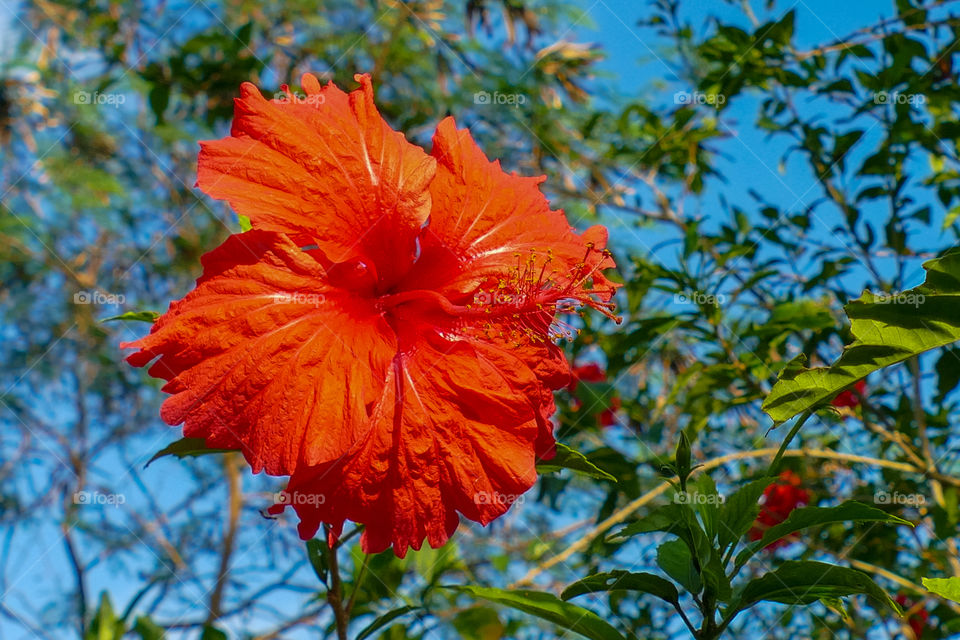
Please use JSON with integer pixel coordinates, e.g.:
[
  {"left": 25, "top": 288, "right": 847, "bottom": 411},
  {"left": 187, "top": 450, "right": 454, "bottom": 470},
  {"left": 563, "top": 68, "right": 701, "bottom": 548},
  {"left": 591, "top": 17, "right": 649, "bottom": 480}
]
[
  {"left": 206, "top": 452, "right": 243, "bottom": 625},
  {"left": 325, "top": 527, "right": 349, "bottom": 640}
]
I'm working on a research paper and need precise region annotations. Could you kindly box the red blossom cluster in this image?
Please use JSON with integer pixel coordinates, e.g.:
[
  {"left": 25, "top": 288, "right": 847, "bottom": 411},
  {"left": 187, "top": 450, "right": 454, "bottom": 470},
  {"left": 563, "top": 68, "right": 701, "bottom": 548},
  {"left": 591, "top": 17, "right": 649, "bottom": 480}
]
[
  {"left": 895, "top": 594, "right": 929, "bottom": 638},
  {"left": 568, "top": 362, "right": 621, "bottom": 426},
  {"left": 831, "top": 379, "right": 866, "bottom": 408},
  {"left": 748, "top": 470, "right": 811, "bottom": 549}
]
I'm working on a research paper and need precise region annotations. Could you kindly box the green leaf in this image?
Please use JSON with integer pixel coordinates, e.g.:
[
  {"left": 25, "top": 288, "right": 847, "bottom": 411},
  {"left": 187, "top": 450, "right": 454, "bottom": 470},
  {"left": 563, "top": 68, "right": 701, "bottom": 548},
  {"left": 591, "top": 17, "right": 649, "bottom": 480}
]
[
  {"left": 717, "top": 478, "right": 771, "bottom": 553},
  {"left": 356, "top": 605, "right": 423, "bottom": 640},
  {"left": 572, "top": 380, "right": 616, "bottom": 411},
  {"left": 943, "top": 205, "right": 960, "bottom": 231},
  {"left": 734, "top": 501, "right": 912, "bottom": 572},
  {"left": 612, "top": 504, "right": 687, "bottom": 540},
  {"left": 703, "top": 552, "right": 732, "bottom": 602},
  {"left": 614, "top": 503, "right": 711, "bottom": 564},
  {"left": 763, "top": 249, "right": 960, "bottom": 424},
  {"left": 923, "top": 576, "right": 960, "bottom": 603},
  {"left": 199, "top": 627, "right": 227, "bottom": 640},
  {"left": 766, "top": 9, "right": 795, "bottom": 44},
  {"left": 561, "top": 571, "right": 680, "bottom": 607},
  {"left": 306, "top": 538, "right": 329, "bottom": 585},
  {"left": 85, "top": 593, "right": 124, "bottom": 640},
  {"left": 101, "top": 310, "right": 160, "bottom": 323},
  {"left": 657, "top": 539, "right": 701, "bottom": 594},
  {"left": 691, "top": 474, "right": 720, "bottom": 541},
  {"left": 820, "top": 596, "right": 851, "bottom": 621},
  {"left": 934, "top": 347, "right": 960, "bottom": 404},
  {"left": 133, "top": 617, "right": 165, "bottom": 640},
  {"left": 148, "top": 84, "right": 170, "bottom": 124},
  {"left": 411, "top": 541, "right": 461, "bottom": 586},
  {"left": 145, "top": 437, "right": 238, "bottom": 467},
  {"left": 536, "top": 443, "right": 617, "bottom": 482},
  {"left": 447, "top": 586, "right": 628, "bottom": 640},
  {"left": 451, "top": 606, "right": 505, "bottom": 640},
  {"left": 674, "top": 430, "right": 692, "bottom": 484},
  {"left": 735, "top": 561, "right": 900, "bottom": 614}
]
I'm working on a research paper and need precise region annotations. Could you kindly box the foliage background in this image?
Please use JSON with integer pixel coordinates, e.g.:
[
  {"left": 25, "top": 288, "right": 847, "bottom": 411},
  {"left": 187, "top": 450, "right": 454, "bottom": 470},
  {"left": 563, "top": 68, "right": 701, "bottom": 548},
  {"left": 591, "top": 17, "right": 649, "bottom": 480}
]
[{"left": 1, "top": 0, "right": 958, "bottom": 638}]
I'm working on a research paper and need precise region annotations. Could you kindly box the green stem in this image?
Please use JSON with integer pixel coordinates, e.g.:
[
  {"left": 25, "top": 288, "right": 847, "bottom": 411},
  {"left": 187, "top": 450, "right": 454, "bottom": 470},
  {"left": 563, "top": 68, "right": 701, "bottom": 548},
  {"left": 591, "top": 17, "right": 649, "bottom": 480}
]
[
  {"left": 345, "top": 553, "right": 371, "bottom": 617},
  {"left": 674, "top": 603, "right": 697, "bottom": 637},
  {"left": 323, "top": 526, "right": 349, "bottom": 640},
  {"left": 766, "top": 410, "right": 813, "bottom": 476},
  {"left": 697, "top": 592, "right": 718, "bottom": 640},
  {"left": 712, "top": 605, "right": 741, "bottom": 639},
  {"left": 335, "top": 524, "right": 364, "bottom": 549},
  {"left": 720, "top": 544, "right": 737, "bottom": 569}
]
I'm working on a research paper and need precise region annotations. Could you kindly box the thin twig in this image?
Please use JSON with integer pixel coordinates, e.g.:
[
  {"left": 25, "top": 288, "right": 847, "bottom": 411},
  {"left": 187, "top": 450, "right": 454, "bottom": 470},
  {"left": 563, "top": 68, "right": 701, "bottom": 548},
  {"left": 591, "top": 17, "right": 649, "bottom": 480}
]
[
  {"left": 346, "top": 553, "right": 370, "bottom": 617},
  {"left": 206, "top": 452, "right": 243, "bottom": 625},
  {"left": 325, "top": 526, "right": 350, "bottom": 640}
]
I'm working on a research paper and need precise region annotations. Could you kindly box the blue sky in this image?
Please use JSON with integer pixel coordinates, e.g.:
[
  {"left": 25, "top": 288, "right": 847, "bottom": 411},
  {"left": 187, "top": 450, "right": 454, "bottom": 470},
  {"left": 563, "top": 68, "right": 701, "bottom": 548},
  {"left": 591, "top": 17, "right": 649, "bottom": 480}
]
[{"left": 576, "top": 0, "right": 940, "bottom": 296}]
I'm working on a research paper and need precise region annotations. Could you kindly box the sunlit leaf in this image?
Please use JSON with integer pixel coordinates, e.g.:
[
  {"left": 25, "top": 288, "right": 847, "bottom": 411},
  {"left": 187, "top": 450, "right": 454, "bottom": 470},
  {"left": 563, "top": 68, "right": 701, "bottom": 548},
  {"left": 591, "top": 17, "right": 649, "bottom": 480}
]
[
  {"left": 734, "top": 501, "right": 912, "bottom": 572},
  {"left": 764, "top": 249, "right": 960, "bottom": 424},
  {"left": 562, "top": 570, "right": 680, "bottom": 607},
  {"left": 923, "top": 576, "right": 960, "bottom": 604},
  {"left": 101, "top": 310, "right": 160, "bottom": 323},
  {"left": 356, "top": 606, "right": 423, "bottom": 640},
  {"left": 447, "top": 586, "right": 628, "bottom": 640},
  {"left": 537, "top": 443, "right": 617, "bottom": 482},
  {"left": 146, "top": 437, "right": 238, "bottom": 467},
  {"left": 735, "top": 561, "right": 900, "bottom": 615}
]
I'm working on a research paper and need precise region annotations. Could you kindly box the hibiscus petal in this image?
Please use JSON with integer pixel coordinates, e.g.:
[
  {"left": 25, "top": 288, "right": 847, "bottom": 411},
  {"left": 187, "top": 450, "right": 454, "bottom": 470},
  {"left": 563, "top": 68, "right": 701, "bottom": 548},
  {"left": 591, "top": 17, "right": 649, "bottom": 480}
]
[
  {"left": 197, "top": 74, "right": 437, "bottom": 288},
  {"left": 121, "top": 230, "right": 397, "bottom": 475},
  {"left": 269, "top": 329, "right": 554, "bottom": 556},
  {"left": 404, "top": 116, "right": 617, "bottom": 305}
]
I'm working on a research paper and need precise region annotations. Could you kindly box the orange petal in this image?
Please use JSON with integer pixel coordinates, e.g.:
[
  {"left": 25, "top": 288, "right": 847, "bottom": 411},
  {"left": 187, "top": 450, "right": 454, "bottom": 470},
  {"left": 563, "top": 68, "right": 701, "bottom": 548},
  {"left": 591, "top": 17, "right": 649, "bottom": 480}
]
[
  {"left": 122, "top": 231, "right": 397, "bottom": 475},
  {"left": 269, "top": 329, "right": 554, "bottom": 556},
  {"left": 197, "top": 74, "right": 437, "bottom": 289},
  {"left": 403, "top": 116, "right": 618, "bottom": 308}
]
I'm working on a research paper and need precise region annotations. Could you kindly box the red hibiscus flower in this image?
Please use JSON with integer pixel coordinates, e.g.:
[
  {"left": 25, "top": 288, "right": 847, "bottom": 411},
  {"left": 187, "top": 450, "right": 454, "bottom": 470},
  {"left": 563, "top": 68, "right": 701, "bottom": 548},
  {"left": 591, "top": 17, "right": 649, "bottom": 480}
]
[
  {"left": 122, "top": 73, "right": 618, "bottom": 556},
  {"left": 895, "top": 594, "right": 929, "bottom": 639},
  {"left": 748, "top": 470, "right": 810, "bottom": 549},
  {"left": 831, "top": 379, "right": 866, "bottom": 408},
  {"left": 567, "top": 363, "right": 620, "bottom": 426}
]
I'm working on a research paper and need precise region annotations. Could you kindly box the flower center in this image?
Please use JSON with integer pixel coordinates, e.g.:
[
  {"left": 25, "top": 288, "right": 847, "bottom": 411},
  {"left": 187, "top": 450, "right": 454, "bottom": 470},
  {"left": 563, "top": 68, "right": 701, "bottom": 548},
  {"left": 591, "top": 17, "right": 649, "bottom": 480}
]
[{"left": 375, "top": 245, "right": 620, "bottom": 344}]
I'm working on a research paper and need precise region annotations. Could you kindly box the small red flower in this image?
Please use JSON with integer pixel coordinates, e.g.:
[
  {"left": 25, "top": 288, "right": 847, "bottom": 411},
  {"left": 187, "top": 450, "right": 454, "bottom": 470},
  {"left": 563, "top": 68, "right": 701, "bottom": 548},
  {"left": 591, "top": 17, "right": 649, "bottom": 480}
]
[
  {"left": 748, "top": 470, "right": 810, "bottom": 549},
  {"left": 895, "top": 594, "right": 929, "bottom": 638},
  {"left": 569, "top": 362, "right": 606, "bottom": 387},
  {"left": 122, "top": 74, "right": 618, "bottom": 556},
  {"left": 568, "top": 363, "right": 620, "bottom": 426},
  {"left": 831, "top": 379, "right": 866, "bottom": 408},
  {"left": 601, "top": 401, "right": 621, "bottom": 426}
]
